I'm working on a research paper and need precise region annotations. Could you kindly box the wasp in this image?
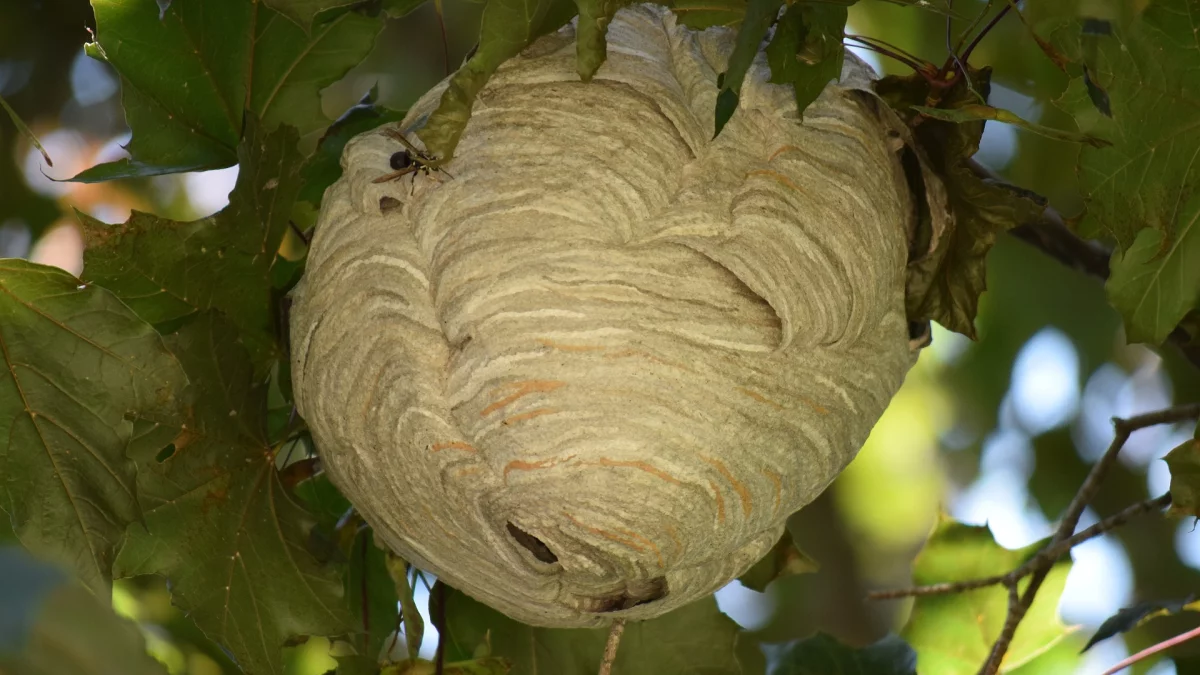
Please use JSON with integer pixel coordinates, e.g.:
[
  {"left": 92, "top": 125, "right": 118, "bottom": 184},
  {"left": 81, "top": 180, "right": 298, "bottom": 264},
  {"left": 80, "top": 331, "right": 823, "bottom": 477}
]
[{"left": 372, "top": 128, "right": 452, "bottom": 191}]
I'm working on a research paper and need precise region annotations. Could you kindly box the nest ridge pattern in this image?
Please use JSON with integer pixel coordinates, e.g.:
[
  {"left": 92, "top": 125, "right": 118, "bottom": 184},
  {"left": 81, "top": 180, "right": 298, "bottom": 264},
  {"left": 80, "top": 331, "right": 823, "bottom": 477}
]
[{"left": 291, "top": 4, "right": 921, "bottom": 627}]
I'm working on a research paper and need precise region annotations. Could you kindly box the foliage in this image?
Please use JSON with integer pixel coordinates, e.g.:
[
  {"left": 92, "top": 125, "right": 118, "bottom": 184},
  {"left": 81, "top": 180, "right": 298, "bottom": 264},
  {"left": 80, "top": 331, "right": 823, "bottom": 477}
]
[
  {"left": 1046, "top": 0, "right": 1200, "bottom": 344},
  {"left": 765, "top": 633, "right": 916, "bottom": 675},
  {"left": 0, "top": 0, "right": 1198, "bottom": 673},
  {"left": 437, "top": 586, "right": 743, "bottom": 674},
  {"left": 1083, "top": 595, "right": 1200, "bottom": 652},
  {"left": 899, "top": 518, "right": 1074, "bottom": 673},
  {"left": 0, "top": 546, "right": 168, "bottom": 675}
]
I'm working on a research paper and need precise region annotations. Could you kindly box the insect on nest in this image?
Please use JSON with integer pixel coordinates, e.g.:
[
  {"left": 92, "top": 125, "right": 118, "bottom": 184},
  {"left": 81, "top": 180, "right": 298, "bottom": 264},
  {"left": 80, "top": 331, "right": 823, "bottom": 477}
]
[{"left": 372, "top": 127, "right": 452, "bottom": 190}]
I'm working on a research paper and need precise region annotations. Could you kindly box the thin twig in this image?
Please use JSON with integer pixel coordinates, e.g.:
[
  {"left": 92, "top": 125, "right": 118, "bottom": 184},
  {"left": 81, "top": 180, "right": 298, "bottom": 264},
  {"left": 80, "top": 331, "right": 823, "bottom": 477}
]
[
  {"left": 598, "top": 619, "right": 626, "bottom": 675},
  {"left": 1101, "top": 622, "right": 1200, "bottom": 675},
  {"left": 867, "top": 493, "right": 1173, "bottom": 601},
  {"left": 977, "top": 405, "right": 1200, "bottom": 675}
]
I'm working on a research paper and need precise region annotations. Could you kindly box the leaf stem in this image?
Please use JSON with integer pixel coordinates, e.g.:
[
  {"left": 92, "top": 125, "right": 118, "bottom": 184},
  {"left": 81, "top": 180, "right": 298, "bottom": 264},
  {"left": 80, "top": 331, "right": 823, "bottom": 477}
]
[{"left": 599, "top": 619, "right": 626, "bottom": 675}]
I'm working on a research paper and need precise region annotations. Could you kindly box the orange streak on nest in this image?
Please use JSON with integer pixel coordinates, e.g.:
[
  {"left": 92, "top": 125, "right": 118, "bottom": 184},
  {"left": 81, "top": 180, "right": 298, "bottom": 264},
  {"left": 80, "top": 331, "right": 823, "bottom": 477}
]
[
  {"left": 762, "top": 468, "right": 783, "bottom": 515},
  {"left": 797, "top": 395, "right": 829, "bottom": 415},
  {"left": 708, "top": 480, "right": 726, "bottom": 524},
  {"left": 746, "top": 168, "right": 811, "bottom": 195},
  {"left": 501, "top": 407, "right": 558, "bottom": 426},
  {"left": 482, "top": 380, "right": 566, "bottom": 416},
  {"left": 588, "top": 458, "right": 682, "bottom": 485},
  {"left": 502, "top": 455, "right": 572, "bottom": 480},
  {"left": 735, "top": 386, "right": 785, "bottom": 410},
  {"left": 537, "top": 339, "right": 608, "bottom": 352},
  {"left": 665, "top": 523, "right": 684, "bottom": 556},
  {"left": 430, "top": 441, "right": 477, "bottom": 453},
  {"left": 703, "top": 456, "right": 753, "bottom": 517},
  {"left": 767, "top": 144, "right": 803, "bottom": 162},
  {"left": 562, "top": 511, "right": 663, "bottom": 568}
]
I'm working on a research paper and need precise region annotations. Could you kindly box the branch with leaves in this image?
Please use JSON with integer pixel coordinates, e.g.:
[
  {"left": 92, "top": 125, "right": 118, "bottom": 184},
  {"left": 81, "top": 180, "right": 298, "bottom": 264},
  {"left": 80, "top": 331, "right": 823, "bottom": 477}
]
[{"left": 869, "top": 403, "right": 1200, "bottom": 675}]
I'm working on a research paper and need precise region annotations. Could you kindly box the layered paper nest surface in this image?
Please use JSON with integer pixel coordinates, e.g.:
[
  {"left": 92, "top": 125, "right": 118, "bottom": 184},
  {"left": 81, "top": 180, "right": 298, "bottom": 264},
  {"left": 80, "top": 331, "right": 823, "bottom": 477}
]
[{"left": 291, "top": 3, "right": 923, "bottom": 627}]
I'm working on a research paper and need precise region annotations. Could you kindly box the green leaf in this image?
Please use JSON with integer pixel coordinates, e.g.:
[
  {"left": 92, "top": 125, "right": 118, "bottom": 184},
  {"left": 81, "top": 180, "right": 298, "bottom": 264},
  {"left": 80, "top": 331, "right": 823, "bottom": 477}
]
[
  {"left": 737, "top": 529, "right": 819, "bottom": 592},
  {"left": 574, "top": 0, "right": 635, "bottom": 81},
  {"left": 440, "top": 584, "right": 743, "bottom": 674},
  {"left": 385, "top": 553, "right": 423, "bottom": 663},
  {"left": 714, "top": 0, "right": 784, "bottom": 136},
  {"left": 80, "top": 119, "right": 304, "bottom": 371},
  {"left": 264, "top": 0, "right": 361, "bottom": 28},
  {"left": 1048, "top": 0, "right": 1200, "bottom": 340},
  {"left": 1106, "top": 198, "right": 1200, "bottom": 344},
  {"left": 420, "top": 0, "right": 574, "bottom": 159},
  {"left": 1083, "top": 595, "right": 1200, "bottom": 652},
  {"left": 0, "top": 546, "right": 169, "bottom": 675},
  {"left": 766, "top": 633, "right": 917, "bottom": 675},
  {"left": 900, "top": 517, "right": 1075, "bottom": 673},
  {"left": 347, "top": 530, "right": 399, "bottom": 663},
  {"left": 75, "top": 0, "right": 381, "bottom": 181},
  {"left": 1165, "top": 434, "right": 1200, "bottom": 519},
  {"left": 668, "top": 0, "right": 746, "bottom": 29},
  {"left": 911, "top": 104, "right": 1110, "bottom": 148},
  {"left": 0, "top": 259, "right": 186, "bottom": 593},
  {"left": 302, "top": 88, "right": 408, "bottom": 206},
  {"left": 764, "top": 1, "right": 848, "bottom": 118},
  {"left": 0, "top": 93, "right": 52, "bottom": 167},
  {"left": 114, "top": 312, "right": 354, "bottom": 675},
  {"left": 382, "top": 0, "right": 432, "bottom": 18}
]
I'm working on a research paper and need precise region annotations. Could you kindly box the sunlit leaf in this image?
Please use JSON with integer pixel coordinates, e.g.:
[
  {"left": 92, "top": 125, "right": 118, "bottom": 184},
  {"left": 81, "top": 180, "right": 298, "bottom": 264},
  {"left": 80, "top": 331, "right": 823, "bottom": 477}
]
[
  {"left": 901, "top": 517, "right": 1075, "bottom": 673},
  {"left": 764, "top": 1, "right": 848, "bottom": 118},
  {"left": 0, "top": 547, "right": 168, "bottom": 675},
  {"left": 419, "top": 0, "right": 575, "bottom": 159},
  {"left": 80, "top": 119, "right": 304, "bottom": 371},
  {"left": 737, "top": 529, "right": 819, "bottom": 592},
  {"left": 439, "top": 583, "right": 743, "bottom": 674},
  {"left": 114, "top": 312, "right": 354, "bottom": 675},
  {"left": 75, "top": 0, "right": 380, "bottom": 181},
  {"left": 766, "top": 633, "right": 917, "bottom": 675},
  {"left": 1166, "top": 434, "right": 1200, "bottom": 519},
  {"left": 0, "top": 259, "right": 185, "bottom": 593}
]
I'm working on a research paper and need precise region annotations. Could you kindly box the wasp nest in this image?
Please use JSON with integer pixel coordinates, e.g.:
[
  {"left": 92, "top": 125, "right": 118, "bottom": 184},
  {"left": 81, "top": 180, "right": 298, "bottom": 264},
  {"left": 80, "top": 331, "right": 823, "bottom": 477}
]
[{"left": 292, "top": 3, "right": 928, "bottom": 627}]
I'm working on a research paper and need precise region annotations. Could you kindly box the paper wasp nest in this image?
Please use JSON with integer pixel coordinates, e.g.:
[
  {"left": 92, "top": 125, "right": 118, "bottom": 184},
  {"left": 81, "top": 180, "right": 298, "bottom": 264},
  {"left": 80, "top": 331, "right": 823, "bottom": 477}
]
[{"left": 292, "top": 4, "right": 928, "bottom": 627}]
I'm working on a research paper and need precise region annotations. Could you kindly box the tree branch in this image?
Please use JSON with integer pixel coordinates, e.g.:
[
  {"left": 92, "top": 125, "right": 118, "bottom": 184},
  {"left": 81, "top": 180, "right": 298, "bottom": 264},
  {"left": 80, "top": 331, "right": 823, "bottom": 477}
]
[
  {"left": 966, "top": 159, "right": 1200, "bottom": 370},
  {"left": 866, "top": 492, "right": 1173, "bottom": 601},
  {"left": 867, "top": 404, "right": 1200, "bottom": 675},
  {"left": 977, "top": 403, "right": 1200, "bottom": 675}
]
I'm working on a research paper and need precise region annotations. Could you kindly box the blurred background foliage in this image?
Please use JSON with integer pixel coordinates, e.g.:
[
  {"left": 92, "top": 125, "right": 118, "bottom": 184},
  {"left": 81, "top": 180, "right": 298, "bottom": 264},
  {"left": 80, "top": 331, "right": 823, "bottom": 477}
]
[{"left": 2, "top": 0, "right": 1199, "bottom": 673}]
